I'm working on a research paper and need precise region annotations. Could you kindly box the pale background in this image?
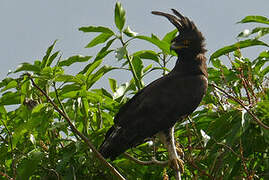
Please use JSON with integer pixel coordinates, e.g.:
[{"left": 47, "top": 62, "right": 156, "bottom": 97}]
[{"left": 1, "top": 0, "right": 268, "bottom": 88}]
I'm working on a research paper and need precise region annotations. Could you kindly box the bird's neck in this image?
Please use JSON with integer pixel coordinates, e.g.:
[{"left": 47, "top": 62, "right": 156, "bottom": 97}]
[{"left": 172, "top": 53, "right": 207, "bottom": 77}]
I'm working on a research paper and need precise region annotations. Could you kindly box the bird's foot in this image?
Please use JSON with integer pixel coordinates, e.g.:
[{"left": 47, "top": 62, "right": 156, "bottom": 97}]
[
  {"left": 169, "top": 157, "right": 184, "bottom": 173},
  {"left": 176, "top": 142, "right": 184, "bottom": 158}
]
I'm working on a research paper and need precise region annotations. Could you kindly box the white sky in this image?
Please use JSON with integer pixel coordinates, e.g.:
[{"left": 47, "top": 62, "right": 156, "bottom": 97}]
[{"left": 1, "top": 0, "right": 268, "bottom": 88}]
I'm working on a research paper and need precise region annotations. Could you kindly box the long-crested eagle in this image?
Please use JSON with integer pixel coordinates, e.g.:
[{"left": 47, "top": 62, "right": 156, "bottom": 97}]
[{"left": 99, "top": 9, "right": 207, "bottom": 173}]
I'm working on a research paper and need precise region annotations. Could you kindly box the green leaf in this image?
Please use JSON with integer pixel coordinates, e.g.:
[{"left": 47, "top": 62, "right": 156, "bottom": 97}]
[
  {"left": 54, "top": 74, "right": 83, "bottom": 84},
  {"left": 123, "top": 26, "right": 138, "bottom": 37},
  {"left": 1, "top": 80, "right": 17, "bottom": 92},
  {"left": 210, "top": 39, "right": 269, "bottom": 61},
  {"left": 0, "top": 77, "right": 14, "bottom": 88},
  {"left": 0, "top": 91, "right": 21, "bottom": 105},
  {"left": 136, "top": 34, "right": 170, "bottom": 54},
  {"left": 238, "top": 27, "right": 269, "bottom": 39},
  {"left": 143, "top": 64, "right": 153, "bottom": 74},
  {"left": 114, "top": 2, "right": 126, "bottom": 31},
  {"left": 162, "top": 29, "right": 177, "bottom": 43},
  {"left": 109, "top": 78, "right": 117, "bottom": 93},
  {"left": 211, "top": 58, "right": 222, "bottom": 69},
  {"left": 41, "top": 40, "right": 57, "bottom": 68},
  {"left": 95, "top": 38, "right": 116, "bottom": 60},
  {"left": 261, "top": 65, "right": 269, "bottom": 77},
  {"left": 17, "top": 151, "right": 43, "bottom": 179},
  {"left": 85, "top": 33, "right": 113, "bottom": 48},
  {"left": 86, "top": 66, "right": 116, "bottom": 89},
  {"left": 133, "top": 50, "right": 159, "bottom": 63},
  {"left": 132, "top": 56, "right": 144, "bottom": 80},
  {"left": 78, "top": 26, "right": 114, "bottom": 34},
  {"left": 237, "top": 15, "right": 269, "bottom": 25},
  {"left": 115, "top": 46, "right": 127, "bottom": 60},
  {"left": 14, "top": 63, "right": 41, "bottom": 73},
  {"left": 59, "top": 55, "right": 92, "bottom": 67},
  {"left": 47, "top": 50, "right": 60, "bottom": 67},
  {"left": 85, "top": 59, "right": 103, "bottom": 77}
]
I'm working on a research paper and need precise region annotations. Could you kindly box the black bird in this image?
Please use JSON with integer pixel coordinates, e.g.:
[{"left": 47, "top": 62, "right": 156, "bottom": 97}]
[{"left": 99, "top": 9, "right": 207, "bottom": 170}]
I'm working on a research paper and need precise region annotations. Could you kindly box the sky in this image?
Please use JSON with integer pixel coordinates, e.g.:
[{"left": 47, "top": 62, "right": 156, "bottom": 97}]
[{"left": 1, "top": 0, "right": 268, "bottom": 88}]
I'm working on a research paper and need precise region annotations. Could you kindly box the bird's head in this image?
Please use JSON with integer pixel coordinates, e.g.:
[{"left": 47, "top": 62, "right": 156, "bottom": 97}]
[{"left": 152, "top": 9, "right": 206, "bottom": 56}]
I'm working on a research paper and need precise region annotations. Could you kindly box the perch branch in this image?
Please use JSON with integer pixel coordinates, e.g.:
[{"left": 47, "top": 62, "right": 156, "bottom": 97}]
[{"left": 124, "top": 152, "right": 168, "bottom": 166}]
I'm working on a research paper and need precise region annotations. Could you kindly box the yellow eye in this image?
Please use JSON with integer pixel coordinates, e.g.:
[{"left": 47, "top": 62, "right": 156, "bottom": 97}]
[{"left": 183, "top": 40, "right": 190, "bottom": 46}]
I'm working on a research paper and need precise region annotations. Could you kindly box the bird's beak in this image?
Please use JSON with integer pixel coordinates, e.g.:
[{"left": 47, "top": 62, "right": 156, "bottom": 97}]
[{"left": 170, "top": 40, "right": 189, "bottom": 51}]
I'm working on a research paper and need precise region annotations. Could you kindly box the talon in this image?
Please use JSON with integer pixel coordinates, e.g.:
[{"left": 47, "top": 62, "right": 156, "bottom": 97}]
[
  {"left": 176, "top": 142, "right": 184, "bottom": 158},
  {"left": 169, "top": 158, "right": 184, "bottom": 173}
]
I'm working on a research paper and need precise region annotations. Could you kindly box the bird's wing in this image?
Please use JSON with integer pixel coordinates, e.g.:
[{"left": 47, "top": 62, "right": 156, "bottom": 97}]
[{"left": 114, "top": 72, "right": 207, "bottom": 131}]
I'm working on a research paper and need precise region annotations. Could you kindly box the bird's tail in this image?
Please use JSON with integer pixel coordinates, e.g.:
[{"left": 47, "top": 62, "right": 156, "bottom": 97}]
[{"left": 99, "top": 126, "right": 137, "bottom": 160}]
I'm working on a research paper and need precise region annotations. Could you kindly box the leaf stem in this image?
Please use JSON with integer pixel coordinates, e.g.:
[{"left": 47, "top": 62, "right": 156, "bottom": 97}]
[{"left": 119, "top": 34, "right": 142, "bottom": 90}]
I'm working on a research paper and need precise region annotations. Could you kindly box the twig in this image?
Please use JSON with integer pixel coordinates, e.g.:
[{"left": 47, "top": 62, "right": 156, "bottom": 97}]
[
  {"left": 0, "top": 118, "right": 16, "bottom": 178},
  {"left": 26, "top": 73, "right": 126, "bottom": 180},
  {"left": 240, "top": 139, "right": 251, "bottom": 180},
  {"left": 0, "top": 171, "right": 13, "bottom": 180},
  {"left": 184, "top": 155, "right": 214, "bottom": 179},
  {"left": 118, "top": 34, "right": 143, "bottom": 90},
  {"left": 124, "top": 152, "right": 168, "bottom": 166},
  {"left": 209, "top": 83, "right": 269, "bottom": 130}
]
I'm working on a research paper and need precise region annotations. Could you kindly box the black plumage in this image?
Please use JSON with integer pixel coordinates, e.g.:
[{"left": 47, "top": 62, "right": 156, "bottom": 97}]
[{"left": 99, "top": 9, "right": 208, "bottom": 160}]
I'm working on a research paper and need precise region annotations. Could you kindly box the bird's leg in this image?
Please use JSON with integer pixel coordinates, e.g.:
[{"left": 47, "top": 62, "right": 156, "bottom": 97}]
[
  {"left": 176, "top": 142, "right": 184, "bottom": 160},
  {"left": 158, "top": 127, "right": 184, "bottom": 179}
]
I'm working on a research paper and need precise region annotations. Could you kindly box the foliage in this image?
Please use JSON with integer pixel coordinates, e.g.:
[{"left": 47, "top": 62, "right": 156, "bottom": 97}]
[{"left": 0, "top": 2, "right": 268, "bottom": 180}]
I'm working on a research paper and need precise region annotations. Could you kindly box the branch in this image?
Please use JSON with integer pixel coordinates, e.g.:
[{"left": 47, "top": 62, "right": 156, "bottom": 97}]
[
  {"left": 124, "top": 152, "right": 168, "bottom": 166},
  {"left": 26, "top": 73, "right": 126, "bottom": 180},
  {"left": 209, "top": 83, "right": 269, "bottom": 130}
]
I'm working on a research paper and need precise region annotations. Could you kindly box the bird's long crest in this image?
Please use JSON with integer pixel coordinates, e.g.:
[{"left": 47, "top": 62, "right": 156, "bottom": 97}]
[{"left": 151, "top": 9, "right": 197, "bottom": 34}]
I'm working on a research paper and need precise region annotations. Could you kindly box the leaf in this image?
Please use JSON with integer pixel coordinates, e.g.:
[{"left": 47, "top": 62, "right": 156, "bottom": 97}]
[
  {"left": 95, "top": 38, "right": 116, "bottom": 60},
  {"left": 133, "top": 50, "right": 159, "bottom": 63},
  {"left": 238, "top": 27, "right": 269, "bottom": 39},
  {"left": 114, "top": 2, "right": 126, "bottom": 31},
  {"left": 41, "top": 40, "right": 57, "bottom": 68},
  {"left": 0, "top": 77, "right": 14, "bottom": 88},
  {"left": 143, "top": 64, "right": 153, "bottom": 74},
  {"left": 123, "top": 26, "right": 138, "bottom": 37},
  {"left": 237, "top": 15, "right": 269, "bottom": 25},
  {"left": 14, "top": 63, "right": 41, "bottom": 73},
  {"left": 261, "top": 65, "right": 269, "bottom": 77},
  {"left": 17, "top": 151, "right": 43, "bottom": 179},
  {"left": 162, "top": 29, "right": 177, "bottom": 43},
  {"left": 54, "top": 74, "right": 83, "bottom": 84},
  {"left": 85, "top": 59, "right": 103, "bottom": 76},
  {"left": 78, "top": 26, "right": 114, "bottom": 34},
  {"left": 210, "top": 39, "right": 269, "bottom": 61},
  {"left": 85, "top": 33, "right": 113, "bottom": 48},
  {"left": 0, "top": 91, "right": 21, "bottom": 105},
  {"left": 136, "top": 34, "right": 170, "bottom": 54},
  {"left": 109, "top": 78, "right": 117, "bottom": 93},
  {"left": 115, "top": 46, "right": 127, "bottom": 60},
  {"left": 47, "top": 51, "right": 60, "bottom": 67},
  {"left": 132, "top": 56, "right": 144, "bottom": 80},
  {"left": 1, "top": 80, "right": 17, "bottom": 92},
  {"left": 59, "top": 55, "right": 92, "bottom": 67},
  {"left": 86, "top": 66, "right": 116, "bottom": 89}
]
